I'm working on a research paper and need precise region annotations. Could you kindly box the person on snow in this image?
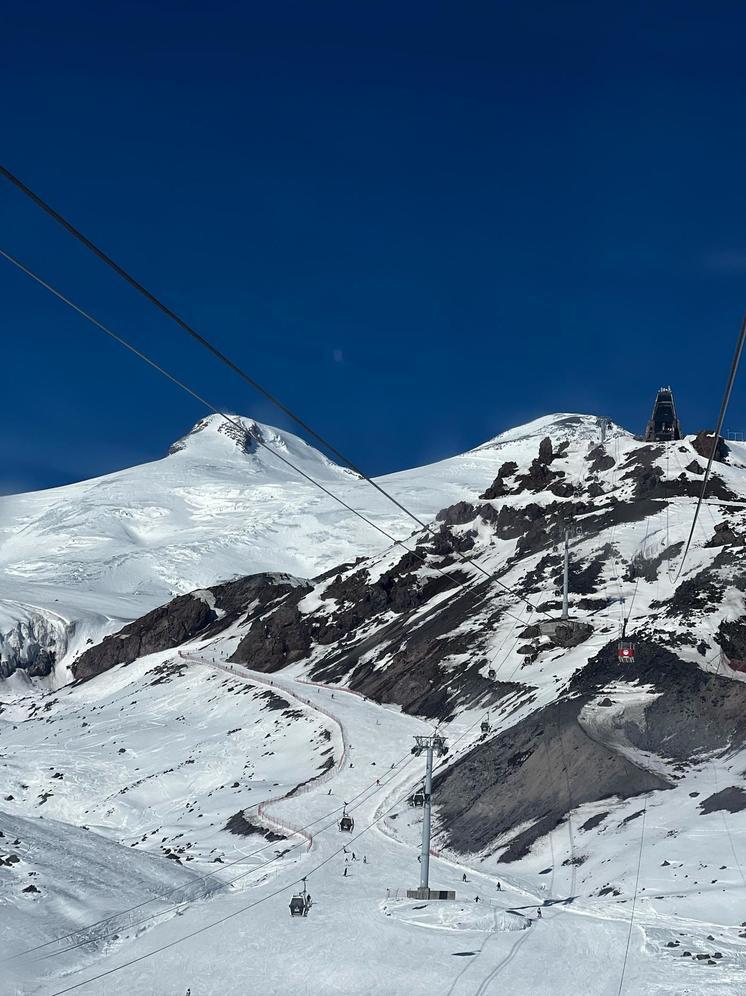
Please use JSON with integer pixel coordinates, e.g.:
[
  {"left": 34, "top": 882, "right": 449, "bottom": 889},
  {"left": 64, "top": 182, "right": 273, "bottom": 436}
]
[
  {"left": 462, "top": 873, "right": 467, "bottom": 882},
  {"left": 343, "top": 867, "right": 348, "bottom": 877},
  {"left": 475, "top": 896, "right": 480, "bottom": 904},
  {"left": 496, "top": 882, "right": 501, "bottom": 891},
  {"left": 352, "top": 852, "right": 357, "bottom": 861},
  {"left": 363, "top": 855, "right": 367, "bottom": 864},
  {"left": 537, "top": 907, "right": 542, "bottom": 919}
]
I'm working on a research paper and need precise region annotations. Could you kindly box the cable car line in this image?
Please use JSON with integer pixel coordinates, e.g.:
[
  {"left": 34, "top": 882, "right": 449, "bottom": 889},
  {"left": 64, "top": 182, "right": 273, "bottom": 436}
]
[
  {"left": 0, "top": 246, "right": 533, "bottom": 628},
  {"left": 10, "top": 740, "right": 416, "bottom": 964},
  {"left": 32, "top": 762, "right": 409, "bottom": 966},
  {"left": 47, "top": 769, "right": 422, "bottom": 996},
  {"left": 615, "top": 801, "right": 648, "bottom": 996},
  {"left": 0, "top": 166, "right": 550, "bottom": 621},
  {"left": 675, "top": 312, "right": 746, "bottom": 581}
]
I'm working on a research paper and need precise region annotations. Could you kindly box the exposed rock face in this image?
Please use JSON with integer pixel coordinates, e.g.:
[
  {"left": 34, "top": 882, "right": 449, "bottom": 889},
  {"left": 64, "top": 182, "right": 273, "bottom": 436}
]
[
  {"left": 433, "top": 697, "right": 669, "bottom": 860},
  {"left": 698, "top": 787, "right": 746, "bottom": 815},
  {"left": 480, "top": 461, "right": 518, "bottom": 500},
  {"left": 706, "top": 522, "right": 743, "bottom": 548},
  {"left": 73, "top": 574, "right": 301, "bottom": 682},
  {"left": 436, "top": 502, "right": 477, "bottom": 526},
  {"left": 586, "top": 445, "right": 615, "bottom": 473},
  {"left": 691, "top": 430, "right": 729, "bottom": 464}
]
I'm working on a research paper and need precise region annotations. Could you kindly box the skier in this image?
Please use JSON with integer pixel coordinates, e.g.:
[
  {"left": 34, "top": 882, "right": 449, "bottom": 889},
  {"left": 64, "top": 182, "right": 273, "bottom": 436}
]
[
  {"left": 496, "top": 881, "right": 501, "bottom": 892},
  {"left": 475, "top": 896, "right": 480, "bottom": 904},
  {"left": 363, "top": 855, "right": 367, "bottom": 864},
  {"left": 462, "top": 873, "right": 467, "bottom": 882},
  {"left": 343, "top": 867, "right": 348, "bottom": 877},
  {"left": 352, "top": 852, "right": 357, "bottom": 861},
  {"left": 537, "top": 907, "right": 542, "bottom": 919}
]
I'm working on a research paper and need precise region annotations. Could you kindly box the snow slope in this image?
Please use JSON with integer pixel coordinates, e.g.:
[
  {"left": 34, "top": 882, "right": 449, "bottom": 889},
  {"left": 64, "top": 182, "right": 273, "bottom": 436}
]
[
  {"left": 6, "top": 654, "right": 745, "bottom": 995},
  {"left": 0, "top": 412, "right": 589, "bottom": 682}
]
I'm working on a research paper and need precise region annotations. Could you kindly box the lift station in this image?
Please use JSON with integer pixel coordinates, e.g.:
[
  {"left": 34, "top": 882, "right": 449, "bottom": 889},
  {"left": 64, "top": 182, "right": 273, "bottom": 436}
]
[{"left": 644, "top": 387, "right": 682, "bottom": 442}]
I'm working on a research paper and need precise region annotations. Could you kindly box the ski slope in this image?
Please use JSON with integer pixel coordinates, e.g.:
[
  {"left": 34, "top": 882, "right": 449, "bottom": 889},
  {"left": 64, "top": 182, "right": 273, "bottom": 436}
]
[{"left": 6, "top": 644, "right": 745, "bottom": 995}]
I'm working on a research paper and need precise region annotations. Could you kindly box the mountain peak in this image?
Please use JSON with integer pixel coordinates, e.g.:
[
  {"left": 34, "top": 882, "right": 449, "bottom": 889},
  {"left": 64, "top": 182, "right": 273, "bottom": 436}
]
[
  {"left": 472, "top": 412, "right": 630, "bottom": 453},
  {"left": 167, "top": 414, "right": 263, "bottom": 456}
]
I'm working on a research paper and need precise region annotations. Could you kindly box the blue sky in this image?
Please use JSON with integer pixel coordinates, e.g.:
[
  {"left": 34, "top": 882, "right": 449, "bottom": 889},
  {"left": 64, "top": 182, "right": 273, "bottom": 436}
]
[{"left": 3, "top": 1, "right": 746, "bottom": 492}]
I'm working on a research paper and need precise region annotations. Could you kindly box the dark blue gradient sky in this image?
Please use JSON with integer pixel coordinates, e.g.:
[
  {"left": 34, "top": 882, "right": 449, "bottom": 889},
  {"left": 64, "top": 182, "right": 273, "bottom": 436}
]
[{"left": 3, "top": 1, "right": 746, "bottom": 492}]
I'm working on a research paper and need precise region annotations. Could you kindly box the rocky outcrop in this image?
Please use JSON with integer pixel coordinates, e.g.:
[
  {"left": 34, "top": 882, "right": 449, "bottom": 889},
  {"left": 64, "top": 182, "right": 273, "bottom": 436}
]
[
  {"left": 480, "top": 461, "right": 518, "bottom": 499},
  {"left": 72, "top": 574, "right": 301, "bottom": 682},
  {"left": 691, "top": 430, "right": 729, "bottom": 464},
  {"left": 586, "top": 445, "right": 615, "bottom": 473},
  {"left": 433, "top": 697, "right": 669, "bottom": 859}
]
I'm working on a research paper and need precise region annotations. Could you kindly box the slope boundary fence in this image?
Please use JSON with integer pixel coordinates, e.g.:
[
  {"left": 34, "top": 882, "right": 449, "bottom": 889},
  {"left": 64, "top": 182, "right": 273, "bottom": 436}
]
[{"left": 178, "top": 653, "right": 350, "bottom": 850}]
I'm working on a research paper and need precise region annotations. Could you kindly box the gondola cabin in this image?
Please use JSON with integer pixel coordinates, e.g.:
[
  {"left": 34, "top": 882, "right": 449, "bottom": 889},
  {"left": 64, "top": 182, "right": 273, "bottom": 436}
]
[
  {"left": 409, "top": 790, "right": 425, "bottom": 808},
  {"left": 480, "top": 718, "right": 491, "bottom": 734},
  {"left": 339, "top": 814, "right": 354, "bottom": 832},
  {"left": 488, "top": 668, "right": 496, "bottom": 680},
  {"left": 618, "top": 640, "right": 635, "bottom": 664},
  {"left": 289, "top": 894, "right": 306, "bottom": 917}
]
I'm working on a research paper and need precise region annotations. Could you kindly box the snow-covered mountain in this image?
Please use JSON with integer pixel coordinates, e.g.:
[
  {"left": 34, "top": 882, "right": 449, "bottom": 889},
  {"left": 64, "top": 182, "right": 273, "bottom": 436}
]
[
  {"left": 5, "top": 410, "right": 746, "bottom": 994},
  {"left": 0, "top": 412, "right": 555, "bottom": 685}
]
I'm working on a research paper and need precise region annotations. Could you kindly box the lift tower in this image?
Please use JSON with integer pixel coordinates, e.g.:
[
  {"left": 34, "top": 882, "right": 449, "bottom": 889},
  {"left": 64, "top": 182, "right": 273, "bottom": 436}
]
[{"left": 406, "top": 734, "right": 454, "bottom": 900}]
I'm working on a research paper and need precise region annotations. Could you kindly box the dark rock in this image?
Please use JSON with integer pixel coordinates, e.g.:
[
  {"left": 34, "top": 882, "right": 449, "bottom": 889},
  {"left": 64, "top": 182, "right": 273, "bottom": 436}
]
[
  {"left": 691, "top": 430, "right": 729, "bottom": 463},
  {"left": 685, "top": 460, "right": 705, "bottom": 475},
  {"left": 73, "top": 574, "right": 302, "bottom": 682},
  {"left": 586, "top": 446, "right": 616, "bottom": 474},
  {"left": 538, "top": 437, "right": 554, "bottom": 464},
  {"left": 224, "top": 811, "right": 285, "bottom": 841},
  {"left": 433, "top": 698, "right": 669, "bottom": 858},
  {"left": 480, "top": 461, "right": 518, "bottom": 500},
  {"left": 436, "top": 502, "right": 478, "bottom": 526},
  {"left": 579, "top": 812, "right": 608, "bottom": 832},
  {"left": 706, "top": 522, "right": 743, "bottom": 548},
  {"left": 698, "top": 787, "right": 746, "bottom": 815}
]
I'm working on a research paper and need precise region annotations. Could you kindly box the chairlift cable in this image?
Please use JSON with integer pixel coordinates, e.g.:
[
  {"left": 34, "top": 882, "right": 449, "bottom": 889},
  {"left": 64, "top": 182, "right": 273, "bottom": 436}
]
[
  {"left": 615, "top": 800, "right": 648, "bottom": 996},
  {"left": 47, "top": 765, "right": 423, "bottom": 995},
  {"left": 10, "top": 742, "right": 413, "bottom": 964},
  {"left": 0, "top": 246, "right": 529, "bottom": 627},
  {"left": 0, "top": 165, "right": 548, "bottom": 619},
  {"left": 675, "top": 312, "right": 746, "bottom": 581}
]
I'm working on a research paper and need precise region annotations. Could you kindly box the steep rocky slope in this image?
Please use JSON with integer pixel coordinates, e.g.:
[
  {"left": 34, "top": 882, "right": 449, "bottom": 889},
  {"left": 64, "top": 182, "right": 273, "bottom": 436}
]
[
  {"left": 0, "top": 412, "right": 553, "bottom": 683},
  {"left": 62, "top": 414, "right": 746, "bottom": 877}
]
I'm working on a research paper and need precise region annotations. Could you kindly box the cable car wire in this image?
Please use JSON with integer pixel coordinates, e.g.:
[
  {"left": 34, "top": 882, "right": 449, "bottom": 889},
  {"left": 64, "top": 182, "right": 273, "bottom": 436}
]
[
  {"left": 0, "top": 246, "right": 531, "bottom": 628},
  {"left": 615, "top": 800, "right": 648, "bottom": 996},
  {"left": 675, "top": 312, "right": 746, "bottom": 581},
  {"left": 30, "top": 756, "right": 410, "bottom": 965},
  {"left": 0, "top": 165, "right": 549, "bottom": 619},
  {"left": 46, "top": 766, "right": 419, "bottom": 996}
]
